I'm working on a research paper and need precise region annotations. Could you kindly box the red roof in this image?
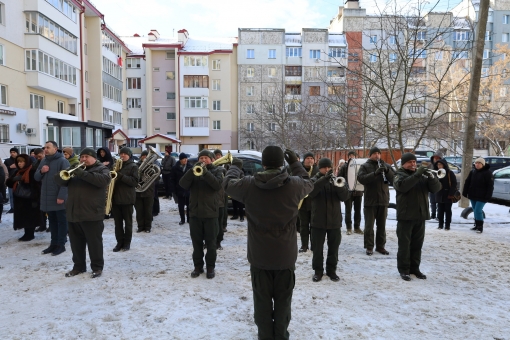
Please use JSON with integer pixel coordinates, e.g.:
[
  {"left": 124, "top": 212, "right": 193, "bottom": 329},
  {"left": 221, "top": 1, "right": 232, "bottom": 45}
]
[
  {"left": 138, "top": 133, "right": 181, "bottom": 144},
  {"left": 111, "top": 129, "right": 129, "bottom": 140}
]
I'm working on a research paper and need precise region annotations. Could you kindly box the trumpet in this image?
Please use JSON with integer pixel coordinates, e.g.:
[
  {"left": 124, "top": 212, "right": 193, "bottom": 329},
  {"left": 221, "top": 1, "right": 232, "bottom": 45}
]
[
  {"left": 193, "top": 151, "right": 233, "bottom": 176},
  {"left": 59, "top": 162, "right": 86, "bottom": 180},
  {"left": 330, "top": 175, "right": 346, "bottom": 187},
  {"left": 424, "top": 168, "right": 446, "bottom": 179}
]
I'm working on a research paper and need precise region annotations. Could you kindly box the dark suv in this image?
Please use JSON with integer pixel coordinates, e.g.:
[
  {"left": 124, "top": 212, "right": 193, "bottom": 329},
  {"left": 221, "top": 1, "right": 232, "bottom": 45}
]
[{"left": 482, "top": 157, "right": 510, "bottom": 172}]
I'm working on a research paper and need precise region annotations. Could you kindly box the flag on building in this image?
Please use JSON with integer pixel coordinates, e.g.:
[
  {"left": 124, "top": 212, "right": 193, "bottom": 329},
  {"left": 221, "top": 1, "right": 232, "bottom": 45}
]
[{"left": 117, "top": 55, "right": 123, "bottom": 67}]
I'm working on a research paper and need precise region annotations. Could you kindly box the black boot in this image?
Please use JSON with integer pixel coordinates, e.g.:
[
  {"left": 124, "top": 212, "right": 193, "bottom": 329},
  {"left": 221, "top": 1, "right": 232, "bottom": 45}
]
[
  {"left": 206, "top": 266, "right": 215, "bottom": 279},
  {"left": 230, "top": 215, "right": 238, "bottom": 220},
  {"left": 191, "top": 267, "right": 204, "bottom": 278},
  {"left": 471, "top": 220, "right": 479, "bottom": 231},
  {"left": 477, "top": 220, "right": 483, "bottom": 233},
  {"left": 437, "top": 223, "right": 443, "bottom": 230},
  {"left": 113, "top": 243, "right": 123, "bottom": 252},
  {"left": 445, "top": 224, "right": 450, "bottom": 230}
]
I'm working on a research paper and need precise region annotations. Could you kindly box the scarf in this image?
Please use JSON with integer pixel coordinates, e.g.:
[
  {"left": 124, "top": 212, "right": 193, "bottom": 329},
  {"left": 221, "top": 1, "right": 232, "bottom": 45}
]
[{"left": 13, "top": 165, "right": 32, "bottom": 191}]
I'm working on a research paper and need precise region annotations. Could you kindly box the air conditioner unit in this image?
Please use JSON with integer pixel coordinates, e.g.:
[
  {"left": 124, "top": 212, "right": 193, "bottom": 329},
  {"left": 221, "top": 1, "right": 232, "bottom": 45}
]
[
  {"left": 26, "top": 128, "right": 36, "bottom": 135},
  {"left": 16, "top": 123, "right": 27, "bottom": 132}
]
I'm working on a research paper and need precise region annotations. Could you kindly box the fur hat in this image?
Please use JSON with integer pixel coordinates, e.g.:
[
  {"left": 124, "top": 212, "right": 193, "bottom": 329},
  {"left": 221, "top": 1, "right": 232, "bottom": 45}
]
[
  {"left": 262, "top": 146, "right": 284, "bottom": 168},
  {"left": 179, "top": 152, "right": 188, "bottom": 160},
  {"left": 474, "top": 157, "right": 486, "bottom": 166},
  {"left": 318, "top": 158, "right": 333, "bottom": 169},
  {"left": 401, "top": 153, "right": 417, "bottom": 165},
  {"left": 119, "top": 147, "right": 132, "bottom": 157},
  {"left": 198, "top": 149, "right": 215, "bottom": 161},
  {"left": 80, "top": 148, "right": 97, "bottom": 159},
  {"left": 303, "top": 152, "right": 314, "bottom": 160},
  {"left": 369, "top": 147, "right": 381, "bottom": 156}
]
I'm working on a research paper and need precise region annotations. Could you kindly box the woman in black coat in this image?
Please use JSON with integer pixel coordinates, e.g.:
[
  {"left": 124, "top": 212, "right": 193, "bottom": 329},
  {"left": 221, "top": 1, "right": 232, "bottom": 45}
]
[
  {"left": 5, "top": 154, "right": 40, "bottom": 241},
  {"left": 434, "top": 159, "right": 457, "bottom": 230},
  {"left": 462, "top": 157, "right": 494, "bottom": 233},
  {"left": 97, "top": 147, "right": 114, "bottom": 170}
]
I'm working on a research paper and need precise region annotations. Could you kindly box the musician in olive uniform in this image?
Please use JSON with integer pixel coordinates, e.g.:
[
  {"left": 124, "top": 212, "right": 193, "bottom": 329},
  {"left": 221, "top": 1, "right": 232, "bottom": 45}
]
[
  {"left": 338, "top": 151, "right": 364, "bottom": 235},
  {"left": 135, "top": 150, "right": 154, "bottom": 233},
  {"left": 309, "top": 158, "right": 349, "bottom": 282},
  {"left": 357, "top": 147, "right": 394, "bottom": 256},
  {"left": 393, "top": 153, "right": 441, "bottom": 281},
  {"left": 297, "top": 152, "right": 319, "bottom": 253},
  {"left": 179, "top": 150, "right": 224, "bottom": 279},
  {"left": 112, "top": 147, "right": 139, "bottom": 252}
]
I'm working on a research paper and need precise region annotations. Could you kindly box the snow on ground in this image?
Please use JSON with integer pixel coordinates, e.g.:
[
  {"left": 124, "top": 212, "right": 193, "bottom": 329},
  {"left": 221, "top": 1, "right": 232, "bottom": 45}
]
[{"left": 1, "top": 190, "right": 510, "bottom": 339}]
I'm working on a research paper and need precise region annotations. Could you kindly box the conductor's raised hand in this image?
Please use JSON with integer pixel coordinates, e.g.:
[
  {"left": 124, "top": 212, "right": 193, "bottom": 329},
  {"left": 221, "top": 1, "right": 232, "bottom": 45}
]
[{"left": 284, "top": 149, "right": 298, "bottom": 165}]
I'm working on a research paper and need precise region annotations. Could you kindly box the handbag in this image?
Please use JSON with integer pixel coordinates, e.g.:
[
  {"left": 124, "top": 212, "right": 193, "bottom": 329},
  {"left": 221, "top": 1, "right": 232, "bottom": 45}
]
[
  {"left": 14, "top": 181, "right": 32, "bottom": 199},
  {"left": 448, "top": 172, "right": 461, "bottom": 203}
]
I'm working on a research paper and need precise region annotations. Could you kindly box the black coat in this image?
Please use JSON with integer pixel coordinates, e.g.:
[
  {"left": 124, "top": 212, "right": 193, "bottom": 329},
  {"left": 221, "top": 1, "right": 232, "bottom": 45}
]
[
  {"left": 179, "top": 164, "right": 223, "bottom": 218},
  {"left": 161, "top": 155, "right": 176, "bottom": 175},
  {"left": 112, "top": 159, "right": 138, "bottom": 205},
  {"left": 357, "top": 159, "right": 394, "bottom": 206},
  {"left": 294, "top": 163, "right": 318, "bottom": 211},
  {"left": 97, "top": 148, "right": 114, "bottom": 170},
  {"left": 309, "top": 172, "right": 349, "bottom": 229},
  {"left": 4, "top": 156, "right": 18, "bottom": 178},
  {"left": 434, "top": 159, "right": 457, "bottom": 204},
  {"left": 169, "top": 162, "right": 192, "bottom": 197},
  {"left": 462, "top": 164, "right": 494, "bottom": 202}
]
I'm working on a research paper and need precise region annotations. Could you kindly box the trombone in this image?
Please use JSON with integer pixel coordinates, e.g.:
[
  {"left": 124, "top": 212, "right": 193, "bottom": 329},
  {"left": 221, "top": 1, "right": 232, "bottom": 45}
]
[
  {"left": 423, "top": 168, "right": 446, "bottom": 179},
  {"left": 193, "top": 151, "right": 233, "bottom": 176},
  {"left": 59, "top": 162, "right": 86, "bottom": 180}
]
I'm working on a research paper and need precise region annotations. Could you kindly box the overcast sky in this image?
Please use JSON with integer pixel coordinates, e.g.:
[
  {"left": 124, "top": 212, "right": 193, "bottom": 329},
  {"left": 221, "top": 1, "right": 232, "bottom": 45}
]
[{"left": 96, "top": 0, "right": 461, "bottom": 39}]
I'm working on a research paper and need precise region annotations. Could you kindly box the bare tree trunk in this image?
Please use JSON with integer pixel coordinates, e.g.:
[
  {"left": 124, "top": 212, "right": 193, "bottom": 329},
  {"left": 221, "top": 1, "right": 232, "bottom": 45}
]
[{"left": 460, "top": 0, "right": 490, "bottom": 208}]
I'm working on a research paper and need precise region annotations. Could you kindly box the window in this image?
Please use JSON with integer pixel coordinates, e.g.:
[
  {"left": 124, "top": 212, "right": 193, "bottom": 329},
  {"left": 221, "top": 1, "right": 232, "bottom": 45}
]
[
  {"left": 113, "top": 111, "right": 121, "bottom": 125},
  {"left": 329, "top": 48, "right": 346, "bottom": 58},
  {"left": 247, "top": 140, "right": 255, "bottom": 150},
  {"left": 85, "top": 71, "right": 88, "bottom": 82},
  {"left": 25, "top": 49, "right": 77, "bottom": 85},
  {"left": 389, "top": 35, "right": 397, "bottom": 44},
  {"left": 183, "top": 55, "right": 208, "bottom": 66},
  {"left": 482, "top": 67, "right": 489, "bottom": 77},
  {"left": 153, "top": 67, "right": 159, "bottom": 72},
  {"left": 483, "top": 49, "right": 491, "bottom": 59},
  {"left": 246, "top": 86, "right": 254, "bottom": 96},
  {"left": 212, "top": 100, "right": 221, "bottom": 111},
  {"left": 501, "top": 87, "right": 508, "bottom": 97},
  {"left": 435, "top": 51, "right": 443, "bottom": 60},
  {"left": 185, "top": 117, "right": 208, "bottom": 127},
  {"left": 47, "top": 126, "right": 59, "bottom": 144},
  {"left": 327, "top": 68, "right": 345, "bottom": 77},
  {"left": 268, "top": 49, "right": 276, "bottom": 59},
  {"left": 369, "top": 54, "right": 377, "bottom": 62},
  {"left": 285, "top": 85, "right": 301, "bottom": 95},
  {"left": 184, "top": 97, "right": 208, "bottom": 108},
  {"left": 212, "top": 79, "right": 220, "bottom": 90},
  {"left": 166, "top": 52, "right": 174, "bottom": 59},
  {"left": 102, "top": 56, "right": 122, "bottom": 80},
  {"left": 504, "top": 15, "right": 510, "bottom": 24},
  {"left": 128, "top": 118, "right": 142, "bottom": 129},
  {"left": 127, "top": 98, "right": 141, "bottom": 108},
  {"left": 213, "top": 120, "right": 221, "bottom": 130},
  {"left": 45, "top": 0, "right": 77, "bottom": 22},
  {"left": 389, "top": 53, "right": 397, "bottom": 63},
  {"left": 85, "top": 98, "right": 89, "bottom": 109},
  {"left": 327, "top": 86, "right": 342, "bottom": 96},
  {"left": 127, "top": 58, "right": 141, "bottom": 68},
  {"left": 454, "top": 31, "right": 470, "bottom": 41},
  {"left": 268, "top": 122, "right": 276, "bottom": 131},
  {"left": 408, "top": 105, "right": 425, "bottom": 114},
  {"left": 0, "top": 44, "right": 4, "bottom": 65},
  {"left": 183, "top": 75, "right": 209, "bottom": 88},
  {"left": 61, "top": 127, "right": 81, "bottom": 150},
  {"left": 247, "top": 122, "right": 254, "bottom": 131},
  {"left": 25, "top": 12, "right": 78, "bottom": 53},
  {"left": 247, "top": 67, "right": 254, "bottom": 77},
  {"left": 287, "top": 102, "right": 298, "bottom": 113},
  {"left": 95, "top": 129, "right": 103, "bottom": 147},
  {"left": 485, "top": 31, "right": 492, "bottom": 41},
  {"left": 103, "top": 108, "right": 111, "bottom": 122},
  {"left": 288, "top": 121, "right": 297, "bottom": 129},
  {"left": 127, "top": 78, "right": 141, "bottom": 89},
  {"left": 285, "top": 66, "right": 302, "bottom": 76},
  {"left": 247, "top": 49, "right": 255, "bottom": 59},
  {"left": 167, "top": 92, "right": 175, "bottom": 99},
  {"left": 410, "top": 49, "right": 427, "bottom": 59},
  {"left": 0, "top": 84, "right": 6, "bottom": 105},
  {"left": 103, "top": 83, "right": 122, "bottom": 102},
  {"left": 453, "top": 51, "right": 469, "bottom": 59},
  {"left": 212, "top": 59, "right": 221, "bottom": 70},
  {"left": 166, "top": 71, "right": 175, "bottom": 80},
  {"left": 268, "top": 67, "right": 276, "bottom": 77},
  {"left": 309, "top": 49, "right": 321, "bottom": 59},
  {"left": 370, "top": 35, "right": 377, "bottom": 43},
  {"left": 309, "top": 86, "right": 320, "bottom": 96},
  {"left": 268, "top": 104, "right": 275, "bottom": 114},
  {"left": 167, "top": 112, "right": 176, "bottom": 120},
  {"left": 247, "top": 104, "right": 255, "bottom": 114},
  {"left": 30, "top": 93, "right": 44, "bottom": 109},
  {"left": 0, "top": 2, "right": 4, "bottom": 25},
  {"left": 286, "top": 47, "right": 302, "bottom": 57},
  {"left": 503, "top": 33, "right": 509, "bottom": 43},
  {"left": 416, "top": 31, "right": 427, "bottom": 40},
  {"left": 154, "top": 88, "right": 160, "bottom": 92},
  {"left": 86, "top": 128, "right": 93, "bottom": 147},
  {"left": 58, "top": 100, "right": 64, "bottom": 113}
]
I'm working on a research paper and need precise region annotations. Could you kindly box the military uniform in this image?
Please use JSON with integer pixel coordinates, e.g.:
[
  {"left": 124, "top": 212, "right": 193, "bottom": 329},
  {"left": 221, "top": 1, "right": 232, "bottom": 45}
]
[{"left": 296, "top": 162, "right": 319, "bottom": 251}]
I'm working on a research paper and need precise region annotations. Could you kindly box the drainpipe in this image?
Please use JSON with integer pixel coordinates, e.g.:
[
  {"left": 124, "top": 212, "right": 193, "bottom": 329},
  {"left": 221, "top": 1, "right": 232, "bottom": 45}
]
[
  {"left": 79, "top": 7, "right": 85, "bottom": 122},
  {"left": 177, "top": 50, "right": 181, "bottom": 152}
]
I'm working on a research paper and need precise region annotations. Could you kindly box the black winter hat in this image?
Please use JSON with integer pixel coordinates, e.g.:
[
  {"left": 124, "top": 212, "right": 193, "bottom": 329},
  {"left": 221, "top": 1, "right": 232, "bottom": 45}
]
[
  {"left": 262, "top": 146, "right": 284, "bottom": 168},
  {"left": 303, "top": 152, "right": 314, "bottom": 160},
  {"left": 119, "top": 147, "right": 132, "bottom": 157},
  {"left": 80, "top": 148, "right": 97, "bottom": 159},
  {"left": 198, "top": 149, "right": 215, "bottom": 161},
  {"left": 401, "top": 153, "right": 417, "bottom": 165},
  {"left": 141, "top": 150, "right": 149, "bottom": 157},
  {"left": 318, "top": 157, "right": 333, "bottom": 169},
  {"left": 179, "top": 152, "right": 188, "bottom": 160},
  {"left": 369, "top": 147, "right": 381, "bottom": 156},
  {"left": 213, "top": 149, "right": 223, "bottom": 156},
  {"left": 348, "top": 150, "right": 356, "bottom": 157},
  {"left": 10, "top": 147, "right": 19, "bottom": 154}
]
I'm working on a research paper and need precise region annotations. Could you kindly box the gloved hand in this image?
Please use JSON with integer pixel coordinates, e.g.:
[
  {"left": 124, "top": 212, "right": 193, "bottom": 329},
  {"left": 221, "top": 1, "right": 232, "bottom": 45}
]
[
  {"left": 231, "top": 157, "right": 243, "bottom": 169},
  {"left": 72, "top": 167, "right": 85, "bottom": 177},
  {"left": 326, "top": 169, "right": 334, "bottom": 179},
  {"left": 200, "top": 164, "right": 208, "bottom": 175},
  {"left": 415, "top": 166, "right": 428, "bottom": 176},
  {"left": 284, "top": 149, "right": 298, "bottom": 165},
  {"left": 375, "top": 167, "right": 384, "bottom": 175},
  {"left": 12, "top": 175, "right": 23, "bottom": 182}
]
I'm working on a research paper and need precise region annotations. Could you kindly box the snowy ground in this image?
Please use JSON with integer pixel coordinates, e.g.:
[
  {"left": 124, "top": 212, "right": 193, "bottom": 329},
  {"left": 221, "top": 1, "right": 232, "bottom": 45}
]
[{"left": 1, "top": 190, "right": 510, "bottom": 340}]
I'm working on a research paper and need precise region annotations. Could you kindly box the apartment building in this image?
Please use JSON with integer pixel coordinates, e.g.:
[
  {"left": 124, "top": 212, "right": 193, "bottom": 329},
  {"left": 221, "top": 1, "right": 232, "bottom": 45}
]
[
  {"left": 237, "top": 28, "right": 348, "bottom": 151},
  {"left": 0, "top": 0, "right": 129, "bottom": 157},
  {"left": 122, "top": 29, "right": 238, "bottom": 154}
]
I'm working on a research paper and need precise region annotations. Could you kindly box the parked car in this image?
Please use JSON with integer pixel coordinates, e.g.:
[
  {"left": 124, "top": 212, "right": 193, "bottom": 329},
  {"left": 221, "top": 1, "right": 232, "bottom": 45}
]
[
  {"left": 481, "top": 156, "right": 510, "bottom": 172},
  {"left": 490, "top": 165, "right": 510, "bottom": 202}
]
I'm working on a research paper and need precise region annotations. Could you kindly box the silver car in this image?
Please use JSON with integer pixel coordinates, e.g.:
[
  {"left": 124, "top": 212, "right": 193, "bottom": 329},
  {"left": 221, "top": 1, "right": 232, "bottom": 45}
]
[{"left": 492, "top": 166, "right": 510, "bottom": 202}]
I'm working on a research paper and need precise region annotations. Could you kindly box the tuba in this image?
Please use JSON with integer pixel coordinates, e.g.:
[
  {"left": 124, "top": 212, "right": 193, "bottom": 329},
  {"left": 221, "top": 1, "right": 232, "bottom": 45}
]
[
  {"left": 136, "top": 146, "right": 161, "bottom": 192},
  {"left": 105, "top": 158, "right": 123, "bottom": 215},
  {"left": 193, "top": 151, "right": 233, "bottom": 176}
]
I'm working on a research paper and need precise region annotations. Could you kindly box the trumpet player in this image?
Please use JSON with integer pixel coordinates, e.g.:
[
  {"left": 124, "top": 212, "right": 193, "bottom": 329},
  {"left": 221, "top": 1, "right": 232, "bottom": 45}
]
[
  {"left": 35, "top": 141, "right": 70, "bottom": 256},
  {"left": 357, "top": 147, "right": 394, "bottom": 256},
  {"left": 393, "top": 153, "right": 441, "bottom": 281},
  {"left": 309, "top": 158, "right": 349, "bottom": 282},
  {"left": 54, "top": 148, "right": 111, "bottom": 279},
  {"left": 135, "top": 150, "right": 155, "bottom": 233},
  {"left": 179, "top": 150, "right": 224, "bottom": 279},
  {"left": 297, "top": 152, "right": 319, "bottom": 253},
  {"left": 112, "top": 148, "right": 139, "bottom": 252}
]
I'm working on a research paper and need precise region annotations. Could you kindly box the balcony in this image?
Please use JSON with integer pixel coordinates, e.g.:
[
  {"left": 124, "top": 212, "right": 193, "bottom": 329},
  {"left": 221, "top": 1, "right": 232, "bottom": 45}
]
[
  {"left": 285, "top": 94, "right": 301, "bottom": 101},
  {"left": 26, "top": 72, "right": 79, "bottom": 99},
  {"left": 181, "top": 126, "right": 209, "bottom": 136},
  {"left": 180, "top": 87, "right": 209, "bottom": 97},
  {"left": 285, "top": 76, "right": 302, "bottom": 83}
]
